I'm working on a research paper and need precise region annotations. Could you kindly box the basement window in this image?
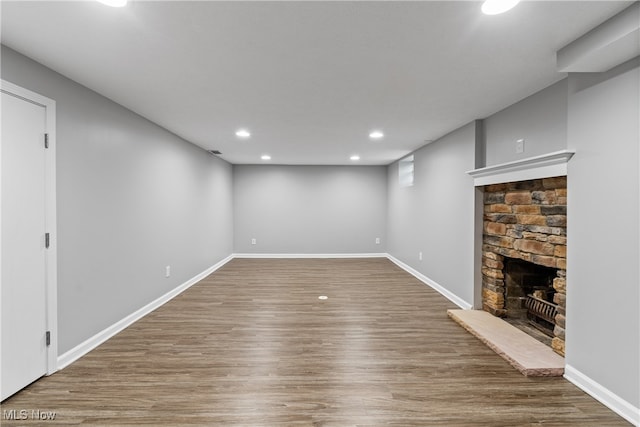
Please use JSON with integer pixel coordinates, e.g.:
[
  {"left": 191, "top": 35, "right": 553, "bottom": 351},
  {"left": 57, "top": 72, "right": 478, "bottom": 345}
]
[{"left": 399, "top": 155, "right": 414, "bottom": 187}]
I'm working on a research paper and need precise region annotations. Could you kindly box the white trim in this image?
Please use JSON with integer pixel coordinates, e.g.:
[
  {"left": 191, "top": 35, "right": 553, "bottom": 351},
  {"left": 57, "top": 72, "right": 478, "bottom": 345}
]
[
  {"left": 57, "top": 255, "right": 234, "bottom": 370},
  {"left": 1, "top": 80, "right": 54, "bottom": 108},
  {"left": 466, "top": 149, "right": 575, "bottom": 186},
  {"left": 386, "top": 254, "right": 473, "bottom": 310},
  {"left": 51, "top": 251, "right": 640, "bottom": 426},
  {"left": 233, "top": 253, "right": 388, "bottom": 259},
  {"left": 55, "top": 251, "right": 468, "bottom": 370},
  {"left": 564, "top": 364, "right": 639, "bottom": 426},
  {"left": 44, "top": 90, "right": 58, "bottom": 376},
  {"left": 1, "top": 80, "right": 59, "bottom": 376}
]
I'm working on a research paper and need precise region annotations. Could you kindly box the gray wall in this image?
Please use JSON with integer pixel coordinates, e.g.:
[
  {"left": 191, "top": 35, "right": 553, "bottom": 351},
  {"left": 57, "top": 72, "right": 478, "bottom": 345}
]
[
  {"left": 566, "top": 59, "right": 639, "bottom": 408},
  {"left": 233, "top": 165, "right": 386, "bottom": 254},
  {"left": 1, "top": 46, "right": 234, "bottom": 354},
  {"left": 4, "top": 41, "right": 638, "bottom": 417},
  {"left": 386, "top": 122, "right": 478, "bottom": 306},
  {"left": 484, "top": 79, "right": 568, "bottom": 166}
]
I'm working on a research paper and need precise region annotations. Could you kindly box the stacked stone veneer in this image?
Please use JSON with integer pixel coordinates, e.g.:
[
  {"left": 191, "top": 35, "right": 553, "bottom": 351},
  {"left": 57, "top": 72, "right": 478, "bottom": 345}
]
[{"left": 482, "top": 176, "right": 567, "bottom": 356}]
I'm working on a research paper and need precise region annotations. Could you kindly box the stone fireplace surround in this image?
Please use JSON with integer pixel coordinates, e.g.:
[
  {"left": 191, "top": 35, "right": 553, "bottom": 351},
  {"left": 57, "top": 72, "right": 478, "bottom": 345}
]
[
  {"left": 467, "top": 150, "right": 574, "bottom": 358},
  {"left": 481, "top": 176, "right": 567, "bottom": 356}
]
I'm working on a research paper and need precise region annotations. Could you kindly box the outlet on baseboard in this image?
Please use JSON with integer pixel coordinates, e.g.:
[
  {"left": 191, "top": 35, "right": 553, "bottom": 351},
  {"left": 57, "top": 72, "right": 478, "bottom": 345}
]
[
  {"left": 165, "top": 265, "right": 171, "bottom": 278},
  {"left": 251, "top": 238, "right": 257, "bottom": 245},
  {"left": 419, "top": 252, "right": 423, "bottom": 261},
  {"left": 375, "top": 237, "right": 380, "bottom": 244}
]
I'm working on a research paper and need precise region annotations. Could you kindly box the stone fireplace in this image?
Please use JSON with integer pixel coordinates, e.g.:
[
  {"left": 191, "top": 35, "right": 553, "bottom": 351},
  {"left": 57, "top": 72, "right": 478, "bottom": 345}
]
[{"left": 481, "top": 176, "right": 567, "bottom": 356}]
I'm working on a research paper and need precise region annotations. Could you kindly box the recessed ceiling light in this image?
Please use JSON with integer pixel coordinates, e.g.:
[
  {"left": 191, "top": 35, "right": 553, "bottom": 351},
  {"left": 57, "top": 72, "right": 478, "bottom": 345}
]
[
  {"left": 235, "top": 129, "right": 251, "bottom": 139},
  {"left": 369, "top": 130, "right": 384, "bottom": 140},
  {"left": 261, "top": 154, "right": 271, "bottom": 161},
  {"left": 350, "top": 155, "right": 361, "bottom": 161},
  {"left": 97, "top": 0, "right": 128, "bottom": 7},
  {"left": 318, "top": 295, "right": 328, "bottom": 300},
  {"left": 481, "top": 0, "right": 520, "bottom": 15}
]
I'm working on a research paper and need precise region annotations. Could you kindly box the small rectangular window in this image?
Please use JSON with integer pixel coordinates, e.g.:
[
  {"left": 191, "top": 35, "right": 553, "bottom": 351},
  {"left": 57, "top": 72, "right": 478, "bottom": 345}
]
[{"left": 398, "top": 155, "right": 414, "bottom": 187}]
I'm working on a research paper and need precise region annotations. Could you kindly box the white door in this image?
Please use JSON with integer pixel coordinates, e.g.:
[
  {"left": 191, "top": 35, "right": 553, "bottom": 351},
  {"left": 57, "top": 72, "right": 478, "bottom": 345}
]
[{"left": 1, "top": 89, "right": 49, "bottom": 401}]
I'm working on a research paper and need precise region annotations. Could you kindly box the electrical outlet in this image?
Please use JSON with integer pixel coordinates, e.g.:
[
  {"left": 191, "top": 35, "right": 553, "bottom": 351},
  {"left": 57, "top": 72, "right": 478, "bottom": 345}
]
[
  {"left": 419, "top": 252, "right": 423, "bottom": 261},
  {"left": 516, "top": 138, "right": 525, "bottom": 154},
  {"left": 251, "top": 238, "right": 257, "bottom": 245},
  {"left": 375, "top": 237, "right": 380, "bottom": 244},
  {"left": 165, "top": 265, "right": 171, "bottom": 278}
]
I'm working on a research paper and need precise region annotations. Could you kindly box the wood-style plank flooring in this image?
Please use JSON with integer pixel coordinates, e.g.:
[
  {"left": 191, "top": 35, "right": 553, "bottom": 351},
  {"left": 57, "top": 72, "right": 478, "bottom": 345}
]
[{"left": 1, "top": 258, "right": 630, "bottom": 426}]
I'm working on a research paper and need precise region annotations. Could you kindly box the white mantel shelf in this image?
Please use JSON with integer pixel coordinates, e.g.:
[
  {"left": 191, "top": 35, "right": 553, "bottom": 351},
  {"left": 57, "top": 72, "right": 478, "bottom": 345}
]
[{"left": 467, "top": 150, "right": 575, "bottom": 187}]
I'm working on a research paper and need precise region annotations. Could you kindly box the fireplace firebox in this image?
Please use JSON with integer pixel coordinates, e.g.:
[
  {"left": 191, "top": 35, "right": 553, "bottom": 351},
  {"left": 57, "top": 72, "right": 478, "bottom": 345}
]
[{"left": 504, "top": 258, "right": 558, "bottom": 341}]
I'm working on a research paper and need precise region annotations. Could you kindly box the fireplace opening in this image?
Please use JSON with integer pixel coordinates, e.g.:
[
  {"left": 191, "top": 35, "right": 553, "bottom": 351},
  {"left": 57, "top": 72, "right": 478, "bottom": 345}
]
[{"left": 503, "top": 258, "right": 559, "bottom": 345}]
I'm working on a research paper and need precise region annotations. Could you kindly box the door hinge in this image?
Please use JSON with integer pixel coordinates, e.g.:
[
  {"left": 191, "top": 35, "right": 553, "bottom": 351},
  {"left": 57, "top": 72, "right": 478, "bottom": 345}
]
[
  {"left": 45, "top": 233, "right": 50, "bottom": 249},
  {"left": 46, "top": 331, "right": 51, "bottom": 346},
  {"left": 44, "top": 133, "right": 49, "bottom": 149}
]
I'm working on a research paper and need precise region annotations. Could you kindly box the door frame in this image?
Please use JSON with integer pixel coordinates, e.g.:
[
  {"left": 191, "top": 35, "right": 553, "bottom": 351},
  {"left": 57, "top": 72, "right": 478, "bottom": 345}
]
[{"left": 1, "top": 79, "right": 58, "bottom": 375}]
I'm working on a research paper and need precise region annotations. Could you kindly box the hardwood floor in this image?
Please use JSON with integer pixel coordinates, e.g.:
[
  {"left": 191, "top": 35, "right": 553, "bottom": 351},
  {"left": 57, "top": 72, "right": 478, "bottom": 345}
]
[{"left": 1, "top": 258, "right": 630, "bottom": 426}]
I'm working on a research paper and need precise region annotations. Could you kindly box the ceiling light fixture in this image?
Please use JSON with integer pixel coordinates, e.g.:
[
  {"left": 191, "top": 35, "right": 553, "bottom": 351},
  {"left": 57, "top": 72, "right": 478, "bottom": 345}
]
[
  {"left": 235, "top": 129, "right": 251, "bottom": 139},
  {"left": 261, "top": 154, "right": 271, "bottom": 161},
  {"left": 369, "top": 130, "right": 384, "bottom": 140},
  {"left": 350, "top": 155, "right": 360, "bottom": 161},
  {"left": 97, "top": 0, "right": 128, "bottom": 7},
  {"left": 481, "top": 0, "right": 520, "bottom": 15}
]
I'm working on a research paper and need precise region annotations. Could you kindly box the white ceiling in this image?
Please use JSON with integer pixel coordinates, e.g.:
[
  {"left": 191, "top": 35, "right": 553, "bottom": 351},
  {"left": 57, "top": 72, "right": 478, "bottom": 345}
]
[{"left": 1, "top": 1, "right": 632, "bottom": 165}]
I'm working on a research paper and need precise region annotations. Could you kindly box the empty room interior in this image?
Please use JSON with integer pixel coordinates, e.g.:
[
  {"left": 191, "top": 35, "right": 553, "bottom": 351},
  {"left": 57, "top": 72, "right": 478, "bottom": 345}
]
[{"left": 1, "top": 0, "right": 639, "bottom": 425}]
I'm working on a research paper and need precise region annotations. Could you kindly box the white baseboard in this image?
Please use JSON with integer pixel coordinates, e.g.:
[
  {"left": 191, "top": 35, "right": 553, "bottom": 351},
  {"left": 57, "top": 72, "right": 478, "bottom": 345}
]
[
  {"left": 56, "top": 252, "right": 387, "bottom": 370},
  {"left": 55, "top": 253, "right": 494, "bottom": 370},
  {"left": 234, "top": 253, "right": 472, "bottom": 310},
  {"left": 233, "top": 252, "right": 388, "bottom": 259},
  {"left": 564, "top": 365, "right": 639, "bottom": 426},
  {"left": 385, "top": 254, "right": 473, "bottom": 310},
  {"left": 57, "top": 255, "right": 234, "bottom": 370},
  {"left": 53, "top": 253, "right": 638, "bottom": 427}
]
